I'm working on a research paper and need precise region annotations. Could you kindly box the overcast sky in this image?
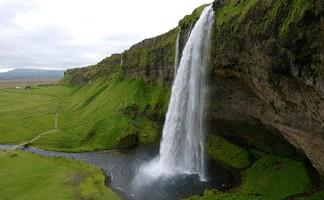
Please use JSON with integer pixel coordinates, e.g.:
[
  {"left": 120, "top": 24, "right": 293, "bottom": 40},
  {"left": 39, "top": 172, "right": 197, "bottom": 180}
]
[{"left": 0, "top": 0, "right": 211, "bottom": 72}]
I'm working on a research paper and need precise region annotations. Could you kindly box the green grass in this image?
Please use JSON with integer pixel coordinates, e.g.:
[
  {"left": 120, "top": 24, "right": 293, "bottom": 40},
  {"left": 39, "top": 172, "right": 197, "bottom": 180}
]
[
  {"left": 179, "top": 4, "right": 208, "bottom": 28},
  {"left": 206, "top": 134, "right": 250, "bottom": 169},
  {"left": 0, "top": 77, "right": 169, "bottom": 152},
  {"left": 35, "top": 77, "right": 169, "bottom": 152},
  {"left": 122, "top": 28, "right": 178, "bottom": 78},
  {"left": 215, "top": 0, "right": 259, "bottom": 28},
  {"left": 188, "top": 155, "right": 310, "bottom": 200},
  {"left": 241, "top": 155, "right": 310, "bottom": 199},
  {"left": 214, "top": 0, "right": 311, "bottom": 37},
  {"left": 0, "top": 85, "right": 71, "bottom": 143},
  {"left": 296, "top": 191, "right": 324, "bottom": 200},
  {"left": 280, "top": 0, "right": 311, "bottom": 36},
  {"left": 187, "top": 190, "right": 261, "bottom": 200},
  {"left": 0, "top": 150, "right": 120, "bottom": 200}
]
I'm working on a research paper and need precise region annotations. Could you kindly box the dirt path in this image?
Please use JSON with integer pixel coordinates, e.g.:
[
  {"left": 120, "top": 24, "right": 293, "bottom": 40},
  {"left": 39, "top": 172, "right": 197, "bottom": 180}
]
[
  {"left": 1, "top": 112, "right": 59, "bottom": 154},
  {"left": 54, "top": 113, "right": 58, "bottom": 130}
]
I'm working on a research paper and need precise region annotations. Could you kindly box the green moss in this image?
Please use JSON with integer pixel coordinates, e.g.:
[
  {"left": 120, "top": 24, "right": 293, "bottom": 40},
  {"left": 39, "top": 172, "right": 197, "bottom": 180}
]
[
  {"left": 208, "top": 119, "right": 301, "bottom": 158},
  {"left": 0, "top": 151, "right": 120, "bottom": 200},
  {"left": 179, "top": 4, "right": 208, "bottom": 28},
  {"left": 132, "top": 115, "right": 159, "bottom": 144},
  {"left": 206, "top": 134, "right": 250, "bottom": 169},
  {"left": 213, "top": 0, "right": 312, "bottom": 39},
  {"left": 215, "top": 0, "right": 259, "bottom": 29},
  {"left": 188, "top": 155, "right": 310, "bottom": 200},
  {"left": 296, "top": 191, "right": 324, "bottom": 200},
  {"left": 123, "top": 28, "right": 178, "bottom": 75},
  {"left": 269, "top": 0, "right": 286, "bottom": 21},
  {"left": 280, "top": 0, "right": 311, "bottom": 36},
  {"left": 242, "top": 155, "right": 310, "bottom": 199},
  {"left": 187, "top": 190, "right": 261, "bottom": 200}
]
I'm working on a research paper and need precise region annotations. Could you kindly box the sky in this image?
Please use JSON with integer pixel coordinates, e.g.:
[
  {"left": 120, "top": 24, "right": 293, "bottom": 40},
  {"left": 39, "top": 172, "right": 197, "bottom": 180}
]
[{"left": 0, "top": 0, "right": 212, "bottom": 71}]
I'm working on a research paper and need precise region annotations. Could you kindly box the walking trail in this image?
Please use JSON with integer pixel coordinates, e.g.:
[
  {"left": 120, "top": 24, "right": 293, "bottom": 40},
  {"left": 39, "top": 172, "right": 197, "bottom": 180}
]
[{"left": 0, "top": 113, "right": 59, "bottom": 155}]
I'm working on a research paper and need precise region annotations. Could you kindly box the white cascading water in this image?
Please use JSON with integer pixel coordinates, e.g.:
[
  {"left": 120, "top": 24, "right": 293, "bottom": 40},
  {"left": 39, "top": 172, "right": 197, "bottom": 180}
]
[
  {"left": 174, "top": 30, "right": 180, "bottom": 77},
  {"left": 137, "top": 5, "right": 214, "bottom": 183}
]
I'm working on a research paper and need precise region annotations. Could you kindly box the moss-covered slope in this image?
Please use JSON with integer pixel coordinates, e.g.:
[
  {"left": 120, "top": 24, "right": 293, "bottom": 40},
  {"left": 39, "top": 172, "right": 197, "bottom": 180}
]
[
  {"left": 36, "top": 77, "right": 169, "bottom": 152},
  {"left": 0, "top": 77, "right": 169, "bottom": 152},
  {"left": 196, "top": 133, "right": 323, "bottom": 200}
]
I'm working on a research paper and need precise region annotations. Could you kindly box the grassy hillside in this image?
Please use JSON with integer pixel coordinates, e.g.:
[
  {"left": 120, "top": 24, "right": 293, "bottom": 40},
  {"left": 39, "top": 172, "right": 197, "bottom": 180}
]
[
  {"left": 0, "top": 76, "right": 169, "bottom": 152},
  {"left": 35, "top": 77, "right": 169, "bottom": 152},
  {"left": 0, "top": 150, "right": 119, "bottom": 200}
]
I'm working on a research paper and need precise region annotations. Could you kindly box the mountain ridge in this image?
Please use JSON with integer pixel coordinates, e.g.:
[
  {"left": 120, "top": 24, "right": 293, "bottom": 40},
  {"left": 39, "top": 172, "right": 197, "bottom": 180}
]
[{"left": 0, "top": 68, "right": 64, "bottom": 80}]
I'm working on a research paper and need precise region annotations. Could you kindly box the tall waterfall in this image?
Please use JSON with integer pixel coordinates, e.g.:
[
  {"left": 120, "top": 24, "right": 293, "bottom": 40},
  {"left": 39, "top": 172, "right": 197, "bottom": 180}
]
[
  {"left": 138, "top": 5, "right": 214, "bottom": 182},
  {"left": 174, "top": 30, "right": 180, "bottom": 77}
]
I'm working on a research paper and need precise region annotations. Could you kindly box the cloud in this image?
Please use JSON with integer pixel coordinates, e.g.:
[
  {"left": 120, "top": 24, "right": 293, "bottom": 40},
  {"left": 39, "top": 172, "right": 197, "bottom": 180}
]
[
  {"left": 0, "top": 0, "right": 212, "bottom": 70},
  {"left": 0, "top": 25, "right": 137, "bottom": 68}
]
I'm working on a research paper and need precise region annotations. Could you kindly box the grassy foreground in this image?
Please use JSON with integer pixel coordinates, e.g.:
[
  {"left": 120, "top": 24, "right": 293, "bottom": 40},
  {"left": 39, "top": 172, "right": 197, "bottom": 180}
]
[{"left": 0, "top": 151, "right": 120, "bottom": 200}]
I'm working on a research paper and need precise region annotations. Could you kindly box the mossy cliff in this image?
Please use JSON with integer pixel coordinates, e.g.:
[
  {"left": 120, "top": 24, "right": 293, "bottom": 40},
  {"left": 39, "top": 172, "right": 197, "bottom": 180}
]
[
  {"left": 209, "top": 0, "right": 324, "bottom": 176},
  {"left": 62, "top": 0, "right": 324, "bottom": 198}
]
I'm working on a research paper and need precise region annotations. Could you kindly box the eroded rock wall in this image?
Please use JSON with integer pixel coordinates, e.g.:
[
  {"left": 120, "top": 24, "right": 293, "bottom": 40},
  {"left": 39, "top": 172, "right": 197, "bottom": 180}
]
[{"left": 210, "top": 0, "right": 324, "bottom": 174}]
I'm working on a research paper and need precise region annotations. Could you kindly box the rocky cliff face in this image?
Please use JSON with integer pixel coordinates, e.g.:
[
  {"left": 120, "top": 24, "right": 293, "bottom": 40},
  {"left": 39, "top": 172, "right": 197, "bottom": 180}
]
[
  {"left": 64, "top": 0, "right": 324, "bottom": 175},
  {"left": 209, "top": 0, "right": 324, "bottom": 175}
]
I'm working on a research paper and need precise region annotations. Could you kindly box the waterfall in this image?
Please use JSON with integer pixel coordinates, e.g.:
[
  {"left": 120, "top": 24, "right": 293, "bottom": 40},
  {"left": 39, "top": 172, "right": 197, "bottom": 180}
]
[
  {"left": 174, "top": 30, "right": 180, "bottom": 77},
  {"left": 137, "top": 5, "right": 214, "bottom": 182}
]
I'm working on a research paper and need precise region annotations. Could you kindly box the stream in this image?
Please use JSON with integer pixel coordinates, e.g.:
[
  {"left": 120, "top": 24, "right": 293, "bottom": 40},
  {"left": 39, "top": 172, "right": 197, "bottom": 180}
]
[{"left": 0, "top": 144, "right": 237, "bottom": 200}]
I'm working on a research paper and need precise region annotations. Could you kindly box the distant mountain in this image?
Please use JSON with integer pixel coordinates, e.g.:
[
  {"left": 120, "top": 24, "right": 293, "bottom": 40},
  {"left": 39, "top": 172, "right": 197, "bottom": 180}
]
[{"left": 0, "top": 68, "right": 64, "bottom": 79}]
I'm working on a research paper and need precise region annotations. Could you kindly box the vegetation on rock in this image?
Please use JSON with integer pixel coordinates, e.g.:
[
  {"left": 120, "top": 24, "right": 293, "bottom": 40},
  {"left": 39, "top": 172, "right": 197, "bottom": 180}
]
[
  {"left": 206, "top": 134, "right": 250, "bottom": 169},
  {"left": 189, "top": 153, "right": 311, "bottom": 200}
]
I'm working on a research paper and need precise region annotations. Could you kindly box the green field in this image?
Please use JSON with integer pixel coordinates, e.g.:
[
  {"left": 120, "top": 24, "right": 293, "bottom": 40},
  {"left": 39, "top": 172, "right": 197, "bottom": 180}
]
[
  {"left": 0, "top": 77, "right": 169, "bottom": 152},
  {"left": 0, "top": 78, "right": 60, "bottom": 89},
  {"left": 0, "top": 150, "right": 120, "bottom": 200},
  {"left": 0, "top": 77, "right": 168, "bottom": 199},
  {"left": 0, "top": 85, "right": 71, "bottom": 143}
]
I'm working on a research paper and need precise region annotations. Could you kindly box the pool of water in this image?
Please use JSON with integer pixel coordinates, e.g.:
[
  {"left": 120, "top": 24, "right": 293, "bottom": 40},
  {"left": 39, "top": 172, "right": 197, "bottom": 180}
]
[{"left": 0, "top": 144, "right": 237, "bottom": 200}]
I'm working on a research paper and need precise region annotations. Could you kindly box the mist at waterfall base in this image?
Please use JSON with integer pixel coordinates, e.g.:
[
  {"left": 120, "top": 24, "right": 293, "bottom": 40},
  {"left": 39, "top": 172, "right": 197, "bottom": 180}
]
[{"left": 132, "top": 5, "right": 215, "bottom": 192}]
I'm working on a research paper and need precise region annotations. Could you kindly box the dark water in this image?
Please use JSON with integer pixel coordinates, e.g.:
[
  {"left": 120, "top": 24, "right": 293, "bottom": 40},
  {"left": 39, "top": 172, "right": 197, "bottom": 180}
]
[{"left": 0, "top": 144, "right": 236, "bottom": 200}]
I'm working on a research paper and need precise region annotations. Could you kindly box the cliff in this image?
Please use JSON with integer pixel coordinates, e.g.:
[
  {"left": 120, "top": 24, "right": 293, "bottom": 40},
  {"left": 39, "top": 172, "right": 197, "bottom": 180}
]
[
  {"left": 209, "top": 0, "right": 324, "bottom": 176},
  {"left": 63, "top": 0, "right": 324, "bottom": 181}
]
